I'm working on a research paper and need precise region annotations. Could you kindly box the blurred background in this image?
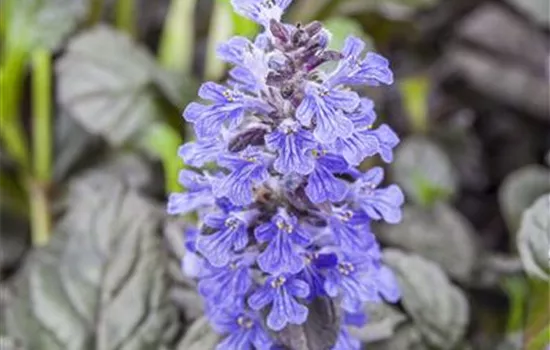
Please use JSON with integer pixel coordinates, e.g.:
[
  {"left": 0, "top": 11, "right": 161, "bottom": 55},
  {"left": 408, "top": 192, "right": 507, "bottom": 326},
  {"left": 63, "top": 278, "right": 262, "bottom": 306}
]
[{"left": 0, "top": 0, "right": 549, "bottom": 349}]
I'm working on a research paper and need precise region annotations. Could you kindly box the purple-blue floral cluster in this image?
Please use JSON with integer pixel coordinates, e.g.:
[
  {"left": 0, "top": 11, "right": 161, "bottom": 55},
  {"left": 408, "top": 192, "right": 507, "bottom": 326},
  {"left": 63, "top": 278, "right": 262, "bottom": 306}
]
[{"left": 168, "top": 1, "right": 404, "bottom": 349}]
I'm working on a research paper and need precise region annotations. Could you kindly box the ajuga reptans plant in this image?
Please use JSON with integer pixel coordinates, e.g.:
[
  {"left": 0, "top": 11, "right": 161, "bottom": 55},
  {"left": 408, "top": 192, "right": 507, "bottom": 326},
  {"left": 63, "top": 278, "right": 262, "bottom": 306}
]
[{"left": 168, "top": 1, "right": 404, "bottom": 348}]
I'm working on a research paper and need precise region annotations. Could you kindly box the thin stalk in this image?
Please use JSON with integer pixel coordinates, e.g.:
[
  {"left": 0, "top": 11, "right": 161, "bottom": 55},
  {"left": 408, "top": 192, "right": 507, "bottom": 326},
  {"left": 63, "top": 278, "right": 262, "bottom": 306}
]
[
  {"left": 29, "top": 179, "right": 50, "bottom": 246},
  {"left": 115, "top": 0, "right": 137, "bottom": 38},
  {"left": 87, "top": 0, "right": 105, "bottom": 26},
  {"left": 31, "top": 49, "right": 52, "bottom": 182},
  {"left": 28, "top": 48, "right": 53, "bottom": 246},
  {"left": 205, "top": 0, "right": 233, "bottom": 80},
  {"left": 0, "top": 48, "right": 30, "bottom": 170},
  {"left": 158, "top": 0, "right": 197, "bottom": 73}
]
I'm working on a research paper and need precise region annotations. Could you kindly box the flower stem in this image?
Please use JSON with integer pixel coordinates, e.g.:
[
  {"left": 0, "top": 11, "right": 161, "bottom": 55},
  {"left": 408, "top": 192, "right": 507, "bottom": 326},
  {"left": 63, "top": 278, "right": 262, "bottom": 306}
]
[
  {"left": 115, "top": 0, "right": 136, "bottom": 38},
  {"left": 29, "top": 179, "right": 51, "bottom": 246},
  {"left": 32, "top": 49, "right": 52, "bottom": 182},
  {"left": 30, "top": 48, "right": 53, "bottom": 246},
  {"left": 0, "top": 49, "right": 31, "bottom": 170},
  {"left": 158, "top": 0, "right": 196, "bottom": 73},
  {"left": 87, "top": 0, "right": 105, "bottom": 26}
]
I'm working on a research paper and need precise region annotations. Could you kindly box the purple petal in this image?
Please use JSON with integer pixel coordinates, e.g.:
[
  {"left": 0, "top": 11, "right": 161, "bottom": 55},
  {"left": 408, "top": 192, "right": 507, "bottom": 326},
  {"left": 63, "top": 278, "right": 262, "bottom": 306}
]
[
  {"left": 376, "top": 265, "right": 401, "bottom": 303},
  {"left": 257, "top": 233, "right": 305, "bottom": 275},
  {"left": 287, "top": 278, "right": 310, "bottom": 298},
  {"left": 248, "top": 286, "right": 275, "bottom": 310},
  {"left": 266, "top": 288, "right": 308, "bottom": 331},
  {"left": 305, "top": 165, "right": 348, "bottom": 203}
]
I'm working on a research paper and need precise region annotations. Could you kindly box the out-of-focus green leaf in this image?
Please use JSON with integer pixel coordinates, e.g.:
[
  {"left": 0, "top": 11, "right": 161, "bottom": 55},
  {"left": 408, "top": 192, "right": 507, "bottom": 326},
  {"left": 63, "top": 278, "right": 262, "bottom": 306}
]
[
  {"left": 399, "top": 75, "right": 430, "bottom": 133},
  {"left": 4, "top": 171, "right": 180, "bottom": 349},
  {"left": 525, "top": 279, "right": 550, "bottom": 350},
  {"left": 324, "top": 17, "right": 373, "bottom": 51},
  {"left": 378, "top": 203, "right": 478, "bottom": 282},
  {"left": 503, "top": 277, "right": 528, "bottom": 333},
  {"left": 205, "top": 0, "right": 234, "bottom": 81},
  {"left": 517, "top": 194, "right": 550, "bottom": 281},
  {"left": 139, "top": 122, "right": 183, "bottom": 193},
  {"left": 391, "top": 136, "right": 458, "bottom": 206},
  {"left": 2, "top": 0, "right": 87, "bottom": 53},
  {"left": 500, "top": 165, "right": 550, "bottom": 235},
  {"left": 383, "top": 249, "right": 470, "bottom": 349},
  {"left": 176, "top": 316, "right": 219, "bottom": 350},
  {"left": 158, "top": 0, "right": 197, "bottom": 73}
]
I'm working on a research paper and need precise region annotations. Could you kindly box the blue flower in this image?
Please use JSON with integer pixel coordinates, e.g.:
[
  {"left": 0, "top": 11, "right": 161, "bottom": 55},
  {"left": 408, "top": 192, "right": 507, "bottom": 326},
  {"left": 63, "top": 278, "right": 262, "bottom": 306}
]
[
  {"left": 183, "top": 82, "right": 271, "bottom": 139},
  {"left": 215, "top": 146, "right": 269, "bottom": 206},
  {"left": 324, "top": 254, "right": 382, "bottom": 312},
  {"left": 331, "top": 98, "right": 400, "bottom": 166},
  {"left": 255, "top": 210, "right": 311, "bottom": 275},
  {"left": 350, "top": 167, "right": 404, "bottom": 224},
  {"left": 305, "top": 152, "right": 349, "bottom": 204},
  {"left": 196, "top": 211, "right": 256, "bottom": 267},
  {"left": 198, "top": 254, "right": 255, "bottom": 306},
  {"left": 375, "top": 265, "right": 401, "bottom": 303},
  {"left": 296, "top": 83, "right": 359, "bottom": 144},
  {"left": 248, "top": 275, "right": 310, "bottom": 331},
  {"left": 168, "top": 2, "right": 406, "bottom": 348},
  {"left": 179, "top": 138, "right": 226, "bottom": 167},
  {"left": 300, "top": 252, "right": 337, "bottom": 301},
  {"left": 230, "top": 0, "right": 292, "bottom": 26},
  {"left": 328, "top": 206, "right": 375, "bottom": 252},
  {"left": 218, "top": 37, "right": 268, "bottom": 92},
  {"left": 210, "top": 302, "right": 273, "bottom": 350},
  {"left": 369, "top": 124, "right": 400, "bottom": 163},
  {"left": 265, "top": 120, "right": 317, "bottom": 175},
  {"left": 327, "top": 36, "right": 393, "bottom": 88},
  {"left": 167, "top": 170, "right": 215, "bottom": 215}
]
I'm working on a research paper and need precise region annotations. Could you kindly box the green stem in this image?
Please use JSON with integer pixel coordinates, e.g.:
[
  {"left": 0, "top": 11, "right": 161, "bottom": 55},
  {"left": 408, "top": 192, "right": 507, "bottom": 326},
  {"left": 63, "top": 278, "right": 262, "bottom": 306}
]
[
  {"left": 0, "top": 49, "right": 30, "bottom": 170},
  {"left": 158, "top": 0, "right": 197, "bottom": 73},
  {"left": 87, "top": 0, "right": 105, "bottom": 26},
  {"left": 205, "top": 0, "right": 233, "bottom": 80},
  {"left": 115, "top": 0, "right": 136, "bottom": 38},
  {"left": 29, "top": 179, "right": 50, "bottom": 246},
  {"left": 31, "top": 49, "right": 52, "bottom": 182}
]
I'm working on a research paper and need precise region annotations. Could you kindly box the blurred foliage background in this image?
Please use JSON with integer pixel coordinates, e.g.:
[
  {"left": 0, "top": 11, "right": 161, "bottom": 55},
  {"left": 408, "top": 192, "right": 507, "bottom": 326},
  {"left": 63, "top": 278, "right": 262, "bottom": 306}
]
[{"left": 0, "top": 0, "right": 549, "bottom": 349}]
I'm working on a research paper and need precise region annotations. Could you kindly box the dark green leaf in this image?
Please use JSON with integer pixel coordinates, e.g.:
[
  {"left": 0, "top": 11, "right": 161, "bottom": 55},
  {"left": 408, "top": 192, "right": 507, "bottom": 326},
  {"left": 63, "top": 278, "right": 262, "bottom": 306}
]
[
  {"left": 500, "top": 165, "right": 550, "bottom": 235},
  {"left": 378, "top": 203, "right": 478, "bottom": 282},
  {"left": 383, "top": 249, "right": 470, "bottom": 349},
  {"left": 517, "top": 194, "right": 550, "bottom": 280},
  {"left": 4, "top": 172, "right": 180, "bottom": 349}
]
